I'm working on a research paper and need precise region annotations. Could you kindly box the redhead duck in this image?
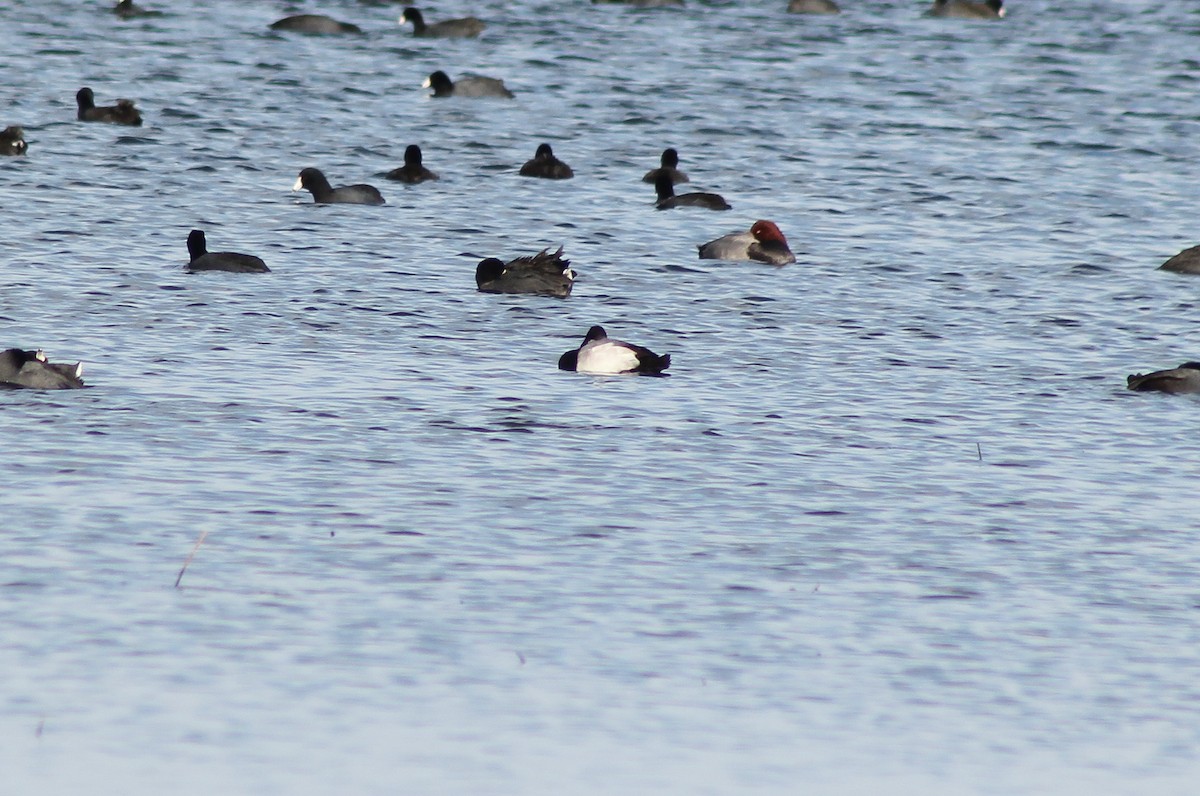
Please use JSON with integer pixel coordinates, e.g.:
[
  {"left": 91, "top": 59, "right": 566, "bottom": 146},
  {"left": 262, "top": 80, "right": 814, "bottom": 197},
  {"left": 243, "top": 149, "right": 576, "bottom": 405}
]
[
  {"left": 1127, "top": 363, "right": 1200, "bottom": 394},
  {"left": 399, "top": 7, "right": 485, "bottom": 38},
  {"left": 519, "top": 144, "right": 574, "bottom": 179},
  {"left": 787, "top": 0, "right": 840, "bottom": 13},
  {"left": 928, "top": 0, "right": 1004, "bottom": 18},
  {"left": 186, "top": 230, "right": 270, "bottom": 274},
  {"left": 424, "top": 70, "right": 514, "bottom": 98},
  {"left": 0, "top": 349, "right": 85, "bottom": 390},
  {"left": 386, "top": 145, "right": 439, "bottom": 184},
  {"left": 1159, "top": 245, "right": 1200, "bottom": 275},
  {"left": 558, "top": 326, "right": 670, "bottom": 375},
  {"left": 476, "top": 248, "right": 574, "bottom": 297},
  {"left": 654, "top": 171, "right": 730, "bottom": 211},
  {"left": 76, "top": 88, "right": 142, "bottom": 126},
  {"left": 0, "top": 126, "right": 26, "bottom": 156},
  {"left": 698, "top": 220, "right": 795, "bottom": 265},
  {"left": 642, "top": 148, "right": 688, "bottom": 185},
  {"left": 293, "top": 168, "right": 385, "bottom": 205}
]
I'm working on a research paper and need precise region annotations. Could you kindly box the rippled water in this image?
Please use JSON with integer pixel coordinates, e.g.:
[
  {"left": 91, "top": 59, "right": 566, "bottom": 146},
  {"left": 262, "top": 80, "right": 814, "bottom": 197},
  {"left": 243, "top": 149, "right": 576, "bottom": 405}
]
[{"left": 3, "top": 1, "right": 1200, "bottom": 793}]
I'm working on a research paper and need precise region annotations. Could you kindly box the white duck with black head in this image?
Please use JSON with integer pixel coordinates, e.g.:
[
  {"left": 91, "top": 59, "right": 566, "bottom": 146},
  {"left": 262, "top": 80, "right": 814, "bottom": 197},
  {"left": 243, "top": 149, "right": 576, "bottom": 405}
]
[{"left": 558, "top": 326, "right": 670, "bottom": 375}]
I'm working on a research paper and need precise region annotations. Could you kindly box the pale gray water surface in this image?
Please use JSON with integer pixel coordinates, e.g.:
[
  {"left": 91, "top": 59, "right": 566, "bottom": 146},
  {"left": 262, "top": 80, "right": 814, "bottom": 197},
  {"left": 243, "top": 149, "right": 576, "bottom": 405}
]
[{"left": 3, "top": 0, "right": 1200, "bottom": 793}]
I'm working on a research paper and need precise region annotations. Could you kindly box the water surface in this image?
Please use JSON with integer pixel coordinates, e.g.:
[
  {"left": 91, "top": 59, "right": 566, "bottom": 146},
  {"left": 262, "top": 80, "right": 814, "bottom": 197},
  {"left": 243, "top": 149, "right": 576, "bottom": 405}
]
[{"left": 2, "top": 1, "right": 1199, "bottom": 793}]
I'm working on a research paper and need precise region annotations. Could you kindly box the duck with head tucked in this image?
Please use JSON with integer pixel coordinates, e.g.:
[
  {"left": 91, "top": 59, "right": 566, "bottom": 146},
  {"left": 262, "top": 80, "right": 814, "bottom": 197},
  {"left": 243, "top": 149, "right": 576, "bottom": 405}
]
[
  {"left": 558, "top": 326, "right": 670, "bottom": 375},
  {"left": 399, "top": 7, "right": 485, "bottom": 37},
  {"left": 0, "top": 126, "right": 27, "bottom": 155},
  {"left": 0, "top": 349, "right": 85, "bottom": 390},
  {"left": 76, "top": 88, "right": 142, "bottom": 126},
  {"left": 476, "top": 248, "right": 574, "bottom": 297},
  {"left": 698, "top": 220, "right": 795, "bottom": 265},
  {"left": 519, "top": 144, "right": 574, "bottom": 180},
  {"left": 1126, "top": 362, "right": 1200, "bottom": 394}
]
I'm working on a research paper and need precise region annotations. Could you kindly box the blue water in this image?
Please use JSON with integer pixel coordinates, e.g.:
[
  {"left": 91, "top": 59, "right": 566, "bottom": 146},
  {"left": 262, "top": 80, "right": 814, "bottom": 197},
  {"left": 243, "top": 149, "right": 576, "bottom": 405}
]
[{"left": 3, "top": 1, "right": 1200, "bottom": 793}]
